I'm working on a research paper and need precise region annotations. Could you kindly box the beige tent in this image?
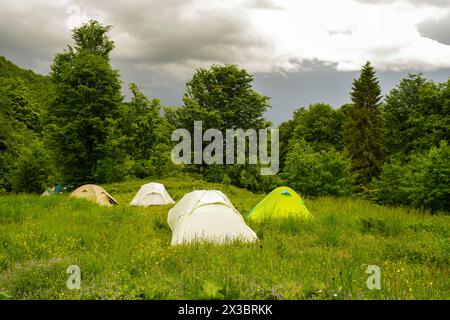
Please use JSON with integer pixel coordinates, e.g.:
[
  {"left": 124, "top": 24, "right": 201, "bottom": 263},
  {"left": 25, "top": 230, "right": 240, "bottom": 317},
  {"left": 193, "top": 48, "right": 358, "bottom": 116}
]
[
  {"left": 70, "top": 184, "right": 118, "bottom": 207},
  {"left": 130, "top": 182, "right": 175, "bottom": 206},
  {"left": 168, "top": 190, "right": 258, "bottom": 245}
]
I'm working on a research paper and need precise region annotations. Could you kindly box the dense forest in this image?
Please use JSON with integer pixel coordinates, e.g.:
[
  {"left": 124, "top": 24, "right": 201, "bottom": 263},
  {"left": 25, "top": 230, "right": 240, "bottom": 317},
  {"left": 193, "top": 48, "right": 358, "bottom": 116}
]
[{"left": 1, "top": 21, "right": 448, "bottom": 213}]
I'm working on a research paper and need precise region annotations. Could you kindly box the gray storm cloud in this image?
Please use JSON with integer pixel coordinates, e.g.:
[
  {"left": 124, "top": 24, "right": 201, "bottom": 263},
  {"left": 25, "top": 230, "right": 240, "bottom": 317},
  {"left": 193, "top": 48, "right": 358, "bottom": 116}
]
[
  {"left": 418, "top": 13, "right": 450, "bottom": 45},
  {"left": 1, "top": 0, "right": 450, "bottom": 75},
  {"left": 0, "top": 0, "right": 449, "bottom": 124}
]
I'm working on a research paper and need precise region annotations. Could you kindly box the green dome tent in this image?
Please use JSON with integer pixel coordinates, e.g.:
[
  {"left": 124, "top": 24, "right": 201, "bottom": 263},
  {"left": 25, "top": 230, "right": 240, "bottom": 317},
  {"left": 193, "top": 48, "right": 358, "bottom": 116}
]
[{"left": 245, "top": 186, "right": 312, "bottom": 221}]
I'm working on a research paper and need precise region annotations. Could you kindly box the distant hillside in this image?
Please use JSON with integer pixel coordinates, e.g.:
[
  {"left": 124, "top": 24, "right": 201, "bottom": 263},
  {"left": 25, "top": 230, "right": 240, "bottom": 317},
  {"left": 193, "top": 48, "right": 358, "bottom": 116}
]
[
  {"left": 0, "top": 56, "right": 55, "bottom": 192},
  {"left": 0, "top": 55, "right": 54, "bottom": 108}
]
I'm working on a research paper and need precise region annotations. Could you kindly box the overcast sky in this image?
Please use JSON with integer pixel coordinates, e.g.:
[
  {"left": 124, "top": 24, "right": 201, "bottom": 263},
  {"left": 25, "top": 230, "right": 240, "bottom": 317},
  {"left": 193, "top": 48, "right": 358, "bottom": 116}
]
[{"left": 1, "top": 0, "right": 449, "bottom": 124}]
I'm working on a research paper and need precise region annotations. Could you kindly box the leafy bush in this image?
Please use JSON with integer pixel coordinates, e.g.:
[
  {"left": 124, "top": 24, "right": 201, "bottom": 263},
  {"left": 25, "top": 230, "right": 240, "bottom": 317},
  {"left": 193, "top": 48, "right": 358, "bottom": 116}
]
[
  {"left": 368, "top": 157, "right": 412, "bottom": 206},
  {"left": 95, "top": 157, "right": 134, "bottom": 184},
  {"left": 130, "top": 159, "right": 155, "bottom": 179},
  {"left": 202, "top": 164, "right": 282, "bottom": 193},
  {"left": 282, "top": 140, "right": 354, "bottom": 197},
  {"left": 10, "top": 141, "right": 55, "bottom": 194},
  {"left": 371, "top": 141, "right": 450, "bottom": 212},
  {"left": 418, "top": 141, "right": 450, "bottom": 212},
  {"left": 149, "top": 143, "right": 180, "bottom": 177},
  {"left": 0, "top": 149, "right": 16, "bottom": 193}
]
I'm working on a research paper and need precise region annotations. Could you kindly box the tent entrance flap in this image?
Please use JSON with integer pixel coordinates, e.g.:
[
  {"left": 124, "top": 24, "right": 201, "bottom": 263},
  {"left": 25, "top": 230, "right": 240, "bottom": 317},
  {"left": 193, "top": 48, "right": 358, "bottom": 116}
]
[
  {"left": 70, "top": 184, "right": 117, "bottom": 207},
  {"left": 167, "top": 190, "right": 258, "bottom": 245}
]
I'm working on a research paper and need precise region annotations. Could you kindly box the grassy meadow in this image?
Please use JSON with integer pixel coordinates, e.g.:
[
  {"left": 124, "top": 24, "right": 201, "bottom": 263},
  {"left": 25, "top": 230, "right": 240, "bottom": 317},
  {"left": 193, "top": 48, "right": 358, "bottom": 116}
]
[{"left": 0, "top": 176, "right": 448, "bottom": 300}]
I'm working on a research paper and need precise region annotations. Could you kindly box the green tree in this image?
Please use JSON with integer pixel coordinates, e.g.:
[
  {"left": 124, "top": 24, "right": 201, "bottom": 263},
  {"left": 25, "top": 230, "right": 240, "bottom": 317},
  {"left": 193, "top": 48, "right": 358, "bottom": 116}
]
[
  {"left": 344, "top": 62, "right": 386, "bottom": 189},
  {"left": 171, "top": 64, "right": 272, "bottom": 191},
  {"left": 46, "top": 20, "right": 122, "bottom": 183},
  {"left": 283, "top": 140, "right": 354, "bottom": 197},
  {"left": 279, "top": 103, "right": 350, "bottom": 170},
  {"left": 382, "top": 73, "right": 450, "bottom": 157},
  {"left": 382, "top": 74, "right": 449, "bottom": 160},
  {"left": 94, "top": 119, "right": 131, "bottom": 183},
  {"left": 383, "top": 74, "right": 427, "bottom": 155},
  {"left": 177, "top": 64, "right": 271, "bottom": 131},
  {"left": 294, "top": 103, "right": 346, "bottom": 150},
  {"left": 117, "top": 83, "right": 177, "bottom": 179},
  {"left": 118, "top": 83, "right": 162, "bottom": 160}
]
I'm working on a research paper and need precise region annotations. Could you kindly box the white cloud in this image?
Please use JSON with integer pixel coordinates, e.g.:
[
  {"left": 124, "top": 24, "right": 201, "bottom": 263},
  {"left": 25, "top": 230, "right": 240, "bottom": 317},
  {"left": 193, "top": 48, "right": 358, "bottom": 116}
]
[{"left": 246, "top": 0, "right": 450, "bottom": 72}]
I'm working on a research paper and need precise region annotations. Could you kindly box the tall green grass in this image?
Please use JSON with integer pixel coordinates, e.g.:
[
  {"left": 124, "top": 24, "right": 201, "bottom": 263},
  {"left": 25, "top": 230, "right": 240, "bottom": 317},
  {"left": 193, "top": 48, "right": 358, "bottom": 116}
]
[{"left": 0, "top": 177, "right": 448, "bottom": 299}]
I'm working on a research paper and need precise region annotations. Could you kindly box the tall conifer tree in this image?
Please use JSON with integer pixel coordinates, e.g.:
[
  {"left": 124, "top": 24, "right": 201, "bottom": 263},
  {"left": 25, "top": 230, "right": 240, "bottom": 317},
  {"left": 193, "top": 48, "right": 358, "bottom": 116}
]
[{"left": 344, "top": 62, "right": 386, "bottom": 189}]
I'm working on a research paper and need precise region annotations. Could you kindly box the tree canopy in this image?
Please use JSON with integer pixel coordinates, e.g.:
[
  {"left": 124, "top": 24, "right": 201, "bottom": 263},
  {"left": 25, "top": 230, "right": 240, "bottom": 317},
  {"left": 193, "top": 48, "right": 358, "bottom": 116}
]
[{"left": 176, "top": 64, "right": 271, "bottom": 131}]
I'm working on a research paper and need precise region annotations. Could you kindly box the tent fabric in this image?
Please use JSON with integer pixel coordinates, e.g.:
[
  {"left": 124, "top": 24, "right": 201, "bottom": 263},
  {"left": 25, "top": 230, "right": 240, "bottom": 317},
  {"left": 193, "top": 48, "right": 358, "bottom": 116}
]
[
  {"left": 70, "top": 184, "right": 118, "bottom": 207},
  {"left": 41, "top": 189, "right": 53, "bottom": 196},
  {"left": 245, "top": 186, "right": 312, "bottom": 221},
  {"left": 130, "top": 182, "right": 175, "bottom": 206},
  {"left": 168, "top": 190, "right": 258, "bottom": 245},
  {"left": 54, "top": 183, "right": 63, "bottom": 193},
  {"left": 41, "top": 183, "right": 63, "bottom": 196}
]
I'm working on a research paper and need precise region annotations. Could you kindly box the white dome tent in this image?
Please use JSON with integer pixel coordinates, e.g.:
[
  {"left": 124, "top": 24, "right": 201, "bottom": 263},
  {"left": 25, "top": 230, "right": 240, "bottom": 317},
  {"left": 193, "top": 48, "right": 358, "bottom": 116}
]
[
  {"left": 130, "top": 182, "right": 175, "bottom": 206},
  {"left": 167, "top": 190, "right": 258, "bottom": 245}
]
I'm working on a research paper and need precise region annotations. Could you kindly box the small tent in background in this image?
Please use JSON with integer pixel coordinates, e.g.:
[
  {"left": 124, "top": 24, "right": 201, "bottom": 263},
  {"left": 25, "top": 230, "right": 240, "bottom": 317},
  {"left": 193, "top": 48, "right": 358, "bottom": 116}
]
[
  {"left": 130, "top": 182, "right": 175, "bottom": 206},
  {"left": 70, "top": 184, "right": 118, "bottom": 207},
  {"left": 168, "top": 190, "right": 258, "bottom": 245},
  {"left": 42, "top": 183, "right": 64, "bottom": 196},
  {"left": 245, "top": 186, "right": 312, "bottom": 221}
]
